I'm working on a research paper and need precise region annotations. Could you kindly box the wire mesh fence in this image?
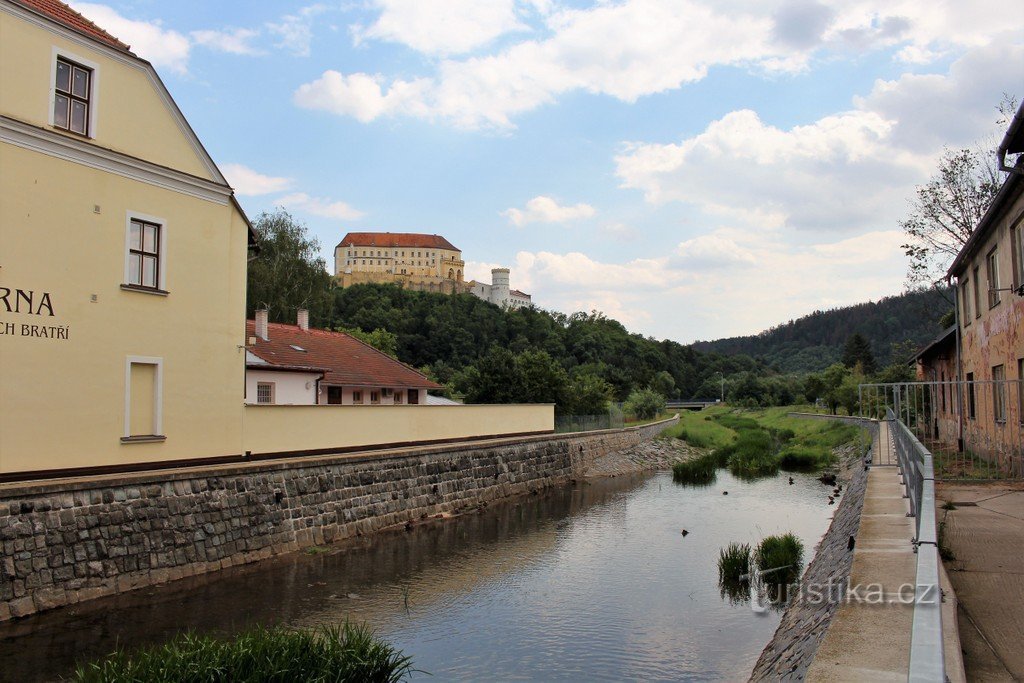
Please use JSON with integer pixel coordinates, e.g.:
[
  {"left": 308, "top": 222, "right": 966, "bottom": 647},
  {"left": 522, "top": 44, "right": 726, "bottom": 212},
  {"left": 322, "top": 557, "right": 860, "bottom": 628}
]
[
  {"left": 554, "top": 408, "right": 626, "bottom": 434},
  {"left": 860, "top": 381, "right": 1024, "bottom": 480}
]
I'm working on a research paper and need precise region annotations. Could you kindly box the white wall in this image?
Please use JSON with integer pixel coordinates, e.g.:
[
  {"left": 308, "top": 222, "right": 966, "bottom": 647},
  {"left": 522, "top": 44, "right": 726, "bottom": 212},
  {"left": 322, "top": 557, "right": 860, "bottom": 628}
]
[
  {"left": 245, "top": 370, "right": 319, "bottom": 405},
  {"left": 317, "top": 385, "right": 423, "bottom": 405}
]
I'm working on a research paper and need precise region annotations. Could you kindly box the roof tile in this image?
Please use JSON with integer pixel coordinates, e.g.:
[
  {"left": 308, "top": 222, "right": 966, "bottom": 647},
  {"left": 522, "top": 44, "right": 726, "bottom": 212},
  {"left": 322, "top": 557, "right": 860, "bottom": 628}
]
[
  {"left": 336, "top": 232, "right": 460, "bottom": 252},
  {"left": 246, "top": 321, "right": 441, "bottom": 390},
  {"left": 11, "top": 0, "right": 132, "bottom": 51}
]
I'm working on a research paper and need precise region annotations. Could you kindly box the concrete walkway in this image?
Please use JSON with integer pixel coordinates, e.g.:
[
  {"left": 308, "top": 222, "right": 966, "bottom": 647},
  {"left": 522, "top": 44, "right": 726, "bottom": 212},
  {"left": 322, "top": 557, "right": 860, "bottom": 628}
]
[
  {"left": 937, "top": 482, "right": 1024, "bottom": 681},
  {"left": 806, "top": 421, "right": 917, "bottom": 681}
]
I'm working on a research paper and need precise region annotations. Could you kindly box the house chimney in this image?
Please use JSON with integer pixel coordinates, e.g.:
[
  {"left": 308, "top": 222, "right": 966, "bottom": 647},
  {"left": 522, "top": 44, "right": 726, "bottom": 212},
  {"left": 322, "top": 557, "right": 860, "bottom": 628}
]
[
  {"left": 297, "top": 308, "right": 309, "bottom": 331},
  {"left": 255, "top": 308, "right": 269, "bottom": 341}
]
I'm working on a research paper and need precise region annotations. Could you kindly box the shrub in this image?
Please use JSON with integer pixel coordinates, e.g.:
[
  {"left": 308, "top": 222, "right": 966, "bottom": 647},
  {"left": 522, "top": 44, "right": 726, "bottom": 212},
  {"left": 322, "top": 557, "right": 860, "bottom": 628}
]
[
  {"left": 777, "top": 445, "right": 827, "bottom": 471},
  {"left": 672, "top": 454, "right": 718, "bottom": 485},
  {"left": 718, "top": 542, "right": 751, "bottom": 583},
  {"left": 756, "top": 533, "right": 804, "bottom": 585},
  {"left": 73, "top": 623, "right": 414, "bottom": 683},
  {"left": 624, "top": 388, "right": 666, "bottom": 420},
  {"left": 726, "top": 429, "right": 778, "bottom": 478}
]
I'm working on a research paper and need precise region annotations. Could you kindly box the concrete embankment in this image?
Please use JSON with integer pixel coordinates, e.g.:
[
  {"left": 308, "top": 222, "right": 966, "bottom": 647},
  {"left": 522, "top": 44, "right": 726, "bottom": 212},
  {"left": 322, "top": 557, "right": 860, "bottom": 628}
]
[{"left": 0, "top": 416, "right": 676, "bottom": 622}]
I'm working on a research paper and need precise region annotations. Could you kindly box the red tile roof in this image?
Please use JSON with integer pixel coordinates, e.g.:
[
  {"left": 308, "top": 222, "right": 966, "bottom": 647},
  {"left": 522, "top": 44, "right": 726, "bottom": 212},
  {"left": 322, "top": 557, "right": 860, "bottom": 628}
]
[
  {"left": 246, "top": 321, "right": 441, "bottom": 390},
  {"left": 510, "top": 289, "right": 531, "bottom": 298},
  {"left": 11, "top": 0, "right": 132, "bottom": 52},
  {"left": 336, "top": 232, "right": 460, "bottom": 252}
]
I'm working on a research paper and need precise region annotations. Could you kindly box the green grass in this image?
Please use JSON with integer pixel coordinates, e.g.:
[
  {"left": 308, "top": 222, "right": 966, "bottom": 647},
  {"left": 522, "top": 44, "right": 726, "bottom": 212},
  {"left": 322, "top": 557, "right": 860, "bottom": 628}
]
[
  {"left": 756, "top": 533, "right": 804, "bottom": 585},
  {"left": 718, "top": 542, "right": 751, "bottom": 583},
  {"left": 777, "top": 445, "right": 830, "bottom": 471},
  {"left": 73, "top": 623, "right": 414, "bottom": 683},
  {"left": 672, "top": 454, "right": 718, "bottom": 486},
  {"left": 660, "top": 410, "right": 737, "bottom": 450}
]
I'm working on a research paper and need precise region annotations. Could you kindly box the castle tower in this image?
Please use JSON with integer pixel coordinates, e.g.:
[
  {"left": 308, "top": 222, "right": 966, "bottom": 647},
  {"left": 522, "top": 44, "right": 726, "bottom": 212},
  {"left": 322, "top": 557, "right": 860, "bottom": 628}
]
[{"left": 490, "top": 268, "right": 510, "bottom": 305}]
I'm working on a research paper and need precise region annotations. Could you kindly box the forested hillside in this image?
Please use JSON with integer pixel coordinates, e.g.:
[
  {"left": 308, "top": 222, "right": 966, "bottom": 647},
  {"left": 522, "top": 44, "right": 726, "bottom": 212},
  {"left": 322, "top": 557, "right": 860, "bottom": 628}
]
[
  {"left": 692, "top": 288, "right": 952, "bottom": 373},
  {"left": 328, "top": 284, "right": 770, "bottom": 404}
]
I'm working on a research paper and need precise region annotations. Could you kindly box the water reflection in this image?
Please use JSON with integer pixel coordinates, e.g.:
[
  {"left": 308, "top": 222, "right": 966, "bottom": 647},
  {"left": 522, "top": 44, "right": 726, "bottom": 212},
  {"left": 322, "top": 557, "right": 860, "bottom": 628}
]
[{"left": 0, "top": 471, "right": 835, "bottom": 682}]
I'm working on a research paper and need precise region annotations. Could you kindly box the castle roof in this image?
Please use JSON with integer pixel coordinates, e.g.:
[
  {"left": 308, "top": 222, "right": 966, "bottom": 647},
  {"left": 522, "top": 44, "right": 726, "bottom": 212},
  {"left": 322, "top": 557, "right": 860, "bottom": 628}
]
[
  {"left": 336, "top": 232, "right": 460, "bottom": 252},
  {"left": 10, "top": 0, "right": 132, "bottom": 52},
  {"left": 246, "top": 320, "right": 441, "bottom": 390}
]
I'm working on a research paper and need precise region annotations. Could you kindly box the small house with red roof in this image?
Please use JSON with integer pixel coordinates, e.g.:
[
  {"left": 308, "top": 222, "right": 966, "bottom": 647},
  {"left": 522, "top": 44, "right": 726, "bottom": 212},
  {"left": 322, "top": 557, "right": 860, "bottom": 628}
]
[{"left": 245, "top": 309, "right": 441, "bottom": 406}]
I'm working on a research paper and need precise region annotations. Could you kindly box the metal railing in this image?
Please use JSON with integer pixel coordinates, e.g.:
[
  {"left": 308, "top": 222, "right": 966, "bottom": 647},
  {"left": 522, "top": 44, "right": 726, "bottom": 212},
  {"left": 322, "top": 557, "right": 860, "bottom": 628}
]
[
  {"left": 554, "top": 412, "right": 625, "bottom": 434},
  {"left": 860, "top": 381, "right": 1024, "bottom": 480},
  {"left": 887, "top": 408, "right": 945, "bottom": 682}
]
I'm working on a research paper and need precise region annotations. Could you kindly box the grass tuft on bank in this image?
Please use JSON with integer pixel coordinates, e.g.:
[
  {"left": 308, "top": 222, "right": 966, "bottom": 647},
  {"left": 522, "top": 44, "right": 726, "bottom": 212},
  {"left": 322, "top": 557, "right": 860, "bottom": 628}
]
[
  {"left": 73, "top": 623, "right": 414, "bottom": 683},
  {"left": 756, "top": 533, "right": 804, "bottom": 585}
]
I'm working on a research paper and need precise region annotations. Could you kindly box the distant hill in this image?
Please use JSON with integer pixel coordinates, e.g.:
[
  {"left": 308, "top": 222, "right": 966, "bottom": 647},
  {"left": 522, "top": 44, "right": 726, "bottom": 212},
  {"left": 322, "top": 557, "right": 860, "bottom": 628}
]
[{"left": 692, "top": 288, "right": 953, "bottom": 374}]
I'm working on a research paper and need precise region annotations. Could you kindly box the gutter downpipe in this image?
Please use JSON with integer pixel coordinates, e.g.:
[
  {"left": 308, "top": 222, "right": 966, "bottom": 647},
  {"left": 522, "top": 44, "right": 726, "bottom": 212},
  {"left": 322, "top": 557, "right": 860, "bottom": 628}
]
[{"left": 951, "top": 274, "right": 965, "bottom": 452}]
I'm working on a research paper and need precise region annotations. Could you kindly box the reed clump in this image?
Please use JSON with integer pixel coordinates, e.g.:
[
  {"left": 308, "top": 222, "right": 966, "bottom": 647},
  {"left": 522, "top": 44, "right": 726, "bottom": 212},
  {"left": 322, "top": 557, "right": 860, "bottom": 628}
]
[
  {"left": 756, "top": 533, "right": 804, "bottom": 585},
  {"left": 73, "top": 623, "right": 414, "bottom": 683},
  {"left": 672, "top": 454, "right": 718, "bottom": 485},
  {"left": 718, "top": 542, "right": 751, "bottom": 583}
]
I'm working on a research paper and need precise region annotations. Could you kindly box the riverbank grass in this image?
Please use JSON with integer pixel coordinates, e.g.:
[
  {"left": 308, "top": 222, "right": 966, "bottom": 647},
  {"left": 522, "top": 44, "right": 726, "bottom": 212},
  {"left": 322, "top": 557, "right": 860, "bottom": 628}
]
[
  {"left": 73, "top": 623, "right": 414, "bottom": 683},
  {"left": 756, "top": 533, "right": 804, "bottom": 585},
  {"left": 672, "top": 454, "right": 718, "bottom": 485},
  {"left": 718, "top": 542, "right": 751, "bottom": 583}
]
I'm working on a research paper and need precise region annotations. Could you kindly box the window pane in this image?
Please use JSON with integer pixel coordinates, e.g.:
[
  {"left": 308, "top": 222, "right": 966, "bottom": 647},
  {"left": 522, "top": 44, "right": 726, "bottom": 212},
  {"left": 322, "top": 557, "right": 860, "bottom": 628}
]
[
  {"left": 143, "top": 224, "right": 158, "bottom": 253},
  {"left": 55, "top": 61, "right": 71, "bottom": 92},
  {"left": 72, "top": 66, "right": 89, "bottom": 98},
  {"left": 128, "top": 253, "right": 141, "bottom": 285},
  {"left": 70, "top": 100, "right": 87, "bottom": 134},
  {"left": 130, "top": 221, "right": 142, "bottom": 249},
  {"left": 142, "top": 256, "right": 158, "bottom": 287},
  {"left": 53, "top": 94, "right": 69, "bottom": 128}
]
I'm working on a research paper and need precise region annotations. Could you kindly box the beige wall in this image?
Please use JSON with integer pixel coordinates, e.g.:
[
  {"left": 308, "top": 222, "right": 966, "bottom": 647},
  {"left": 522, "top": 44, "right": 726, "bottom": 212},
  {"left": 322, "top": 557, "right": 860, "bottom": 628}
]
[
  {"left": 0, "top": 6, "right": 215, "bottom": 180},
  {"left": 0, "top": 5, "right": 249, "bottom": 475},
  {"left": 243, "top": 404, "right": 554, "bottom": 454}
]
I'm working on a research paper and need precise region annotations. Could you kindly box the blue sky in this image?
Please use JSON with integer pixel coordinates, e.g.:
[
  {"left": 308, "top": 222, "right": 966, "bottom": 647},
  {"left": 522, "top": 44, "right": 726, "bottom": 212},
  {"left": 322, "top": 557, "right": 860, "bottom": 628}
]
[{"left": 73, "top": 0, "right": 1024, "bottom": 343}]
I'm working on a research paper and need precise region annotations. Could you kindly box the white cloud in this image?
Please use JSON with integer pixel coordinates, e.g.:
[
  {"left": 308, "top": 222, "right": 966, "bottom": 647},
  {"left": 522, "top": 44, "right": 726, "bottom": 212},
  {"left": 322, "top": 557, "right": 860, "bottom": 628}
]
[
  {"left": 353, "top": 0, "right": 527, "bottom": 56},
  {"left": 70, "top": 3, "right": 190, "bottom": 74},
  {"left": 267, "top": 4, "right": 327, "bottom": 57},
  {"left": 503, "top": 196, "right": 596, "bottom": 226},
  {"left": 191, "top": 28, "right": 263, "bottom": 56},
  {"left": 293, "top": 71, "right": 431, "bottom": 123},
  {"left": 277, "top": 192, "right": 365, "bottom": 220},
  {"left": 222, "top": 164, "right": 292, "bottom": 196},
  {"left": 297, "top": 0, "right": 1024, "bottom": 130},
  {"left": 670, "top": 234, "right": 757, "bottom": 270}
]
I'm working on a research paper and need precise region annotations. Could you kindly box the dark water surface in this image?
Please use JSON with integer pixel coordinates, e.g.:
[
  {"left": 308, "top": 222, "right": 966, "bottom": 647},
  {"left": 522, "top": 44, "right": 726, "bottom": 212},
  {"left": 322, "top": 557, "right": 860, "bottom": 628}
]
[{"left": 0, "top": 470, "right": 837, "bottom": 681}]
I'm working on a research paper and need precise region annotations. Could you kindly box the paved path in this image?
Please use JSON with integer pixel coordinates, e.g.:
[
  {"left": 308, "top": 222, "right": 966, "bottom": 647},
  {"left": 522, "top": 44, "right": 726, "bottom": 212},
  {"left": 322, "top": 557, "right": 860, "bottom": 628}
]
[
  {"left": 806, "top": 421, "right": 916, "bottom": 681},
  {"left": 937, "top": 482, "right": 1024, "bottom": 681}
]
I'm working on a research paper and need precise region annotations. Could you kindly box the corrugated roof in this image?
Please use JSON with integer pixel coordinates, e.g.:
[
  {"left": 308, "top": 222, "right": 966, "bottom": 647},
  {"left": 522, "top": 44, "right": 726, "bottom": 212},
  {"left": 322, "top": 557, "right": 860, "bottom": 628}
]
[
  {"left": 10, "top": 0, "right": 132, "bottom": 51},
  {"left": 336, "top": 232, "right": 460, "bottom": 252},
  {"left": 246, "top": 320, "right": 441, "bottom": 390}
]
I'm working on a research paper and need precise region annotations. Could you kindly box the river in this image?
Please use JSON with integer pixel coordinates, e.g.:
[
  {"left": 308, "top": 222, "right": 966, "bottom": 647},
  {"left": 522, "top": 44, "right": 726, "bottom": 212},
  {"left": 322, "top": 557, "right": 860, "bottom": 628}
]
[{"left": 0, "top": 469, "right": 837, "bottom": 681}]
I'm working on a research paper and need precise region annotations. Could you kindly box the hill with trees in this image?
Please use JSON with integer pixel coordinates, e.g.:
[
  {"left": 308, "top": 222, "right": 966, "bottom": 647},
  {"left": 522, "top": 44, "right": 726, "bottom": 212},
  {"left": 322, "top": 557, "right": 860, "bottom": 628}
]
[{"left": 691, "top": 288, "right": 952, "bottom": 374}]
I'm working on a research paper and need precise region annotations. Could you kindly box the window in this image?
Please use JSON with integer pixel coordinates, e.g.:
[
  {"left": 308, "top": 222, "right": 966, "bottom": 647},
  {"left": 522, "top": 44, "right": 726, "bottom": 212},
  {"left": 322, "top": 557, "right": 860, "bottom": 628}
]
[
  {"left": 961, "top": 278, "right": 971, "bottom": 323},
  {"left": 1014, "top": 222, "right": 1024, "bottom": 289},
  {"left": 1019, "top": 359, "right": 1024, "bottom": 425},
  {"left": 53, "top": 56, "right": 92, "bottom": 136},
  {"left": 993, "top": 365, "right": 1006, "bottom": 423},
  {"left": 966, "top": 372, "right": 976, "bottom": 419},
  {"left": 124, "top": 214, "right": 165, "bottom": 292},
  {"left": 394, "top": 391, "right": 404, "bottom": 404},
  {"left": 352, "top": 390, "right": 363, "bottom": 404},
  {"left": 370, "top": 390, "right": 380, "bottom": 404},
  {"left": 123, "top": 357, "right": 163, "bottom": 442},
  {"left": 327, "top": 386, "right": 343, "bottom": 405},
  {"left": 256, "top": 382, "right": 275, "bottom": 405},
  {"left": 382, "top": 388, "right": 393, "bottom": 397},
  {"left": 408, "top": 389, "right": 419, "bottom": 405},
  {"left": 987, "top": 248, "right": 1001, "bottom": 308},
  {"left": 973, "top": 266, "right": 981, "bottom": 319}
]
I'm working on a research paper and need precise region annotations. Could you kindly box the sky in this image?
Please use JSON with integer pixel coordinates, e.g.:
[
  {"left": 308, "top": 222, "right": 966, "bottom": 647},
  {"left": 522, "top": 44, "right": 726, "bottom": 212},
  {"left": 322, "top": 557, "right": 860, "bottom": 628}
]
[{"left": 70, "top": 0, "right": 1024, "bottom": 343}]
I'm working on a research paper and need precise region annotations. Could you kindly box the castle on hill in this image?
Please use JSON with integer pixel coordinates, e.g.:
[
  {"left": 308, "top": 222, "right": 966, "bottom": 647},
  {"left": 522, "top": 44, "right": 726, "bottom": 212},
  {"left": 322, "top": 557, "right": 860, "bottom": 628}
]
[{"left": 334, "top": 231, "right": 532, "bottom": 309}]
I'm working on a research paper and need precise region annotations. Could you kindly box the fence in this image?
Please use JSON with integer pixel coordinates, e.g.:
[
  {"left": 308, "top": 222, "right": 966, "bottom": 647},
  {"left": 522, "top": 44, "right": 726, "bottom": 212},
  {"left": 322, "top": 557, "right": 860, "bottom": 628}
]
[
  {"left": 860, "top": 380, "right": 1024, "bottom": 479},
  {"left": 554, "top": 412, "right": 626, "bottom": 434},
  {"left": 886, "top": 408, "right": 945, "bottom": 681}
]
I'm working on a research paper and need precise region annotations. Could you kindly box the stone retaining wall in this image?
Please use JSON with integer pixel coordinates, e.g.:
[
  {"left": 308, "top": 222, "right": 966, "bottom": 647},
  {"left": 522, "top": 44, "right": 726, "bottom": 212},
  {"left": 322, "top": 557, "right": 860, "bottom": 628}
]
[
  {"left": 749, "top": 447, "right": 870, "bottom": 680},
  {"left": 0, "top": 416, "right": 676, "bottom": 622}
]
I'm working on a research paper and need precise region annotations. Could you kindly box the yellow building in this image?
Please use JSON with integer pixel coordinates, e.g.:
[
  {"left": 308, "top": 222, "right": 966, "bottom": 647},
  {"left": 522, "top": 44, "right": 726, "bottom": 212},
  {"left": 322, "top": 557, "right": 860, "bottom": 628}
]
[
  {"left": 0, "top": 0, "right": 255, "bottom": 478},
  {"left": 334, "top": 232, "right": 468, "bottom": 293}
]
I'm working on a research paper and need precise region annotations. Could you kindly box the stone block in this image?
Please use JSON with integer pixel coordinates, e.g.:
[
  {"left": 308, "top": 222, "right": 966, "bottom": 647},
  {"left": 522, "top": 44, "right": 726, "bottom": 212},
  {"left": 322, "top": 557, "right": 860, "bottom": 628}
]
[{"left": 8, "top": 596, "right": 36, "bottom": 619}]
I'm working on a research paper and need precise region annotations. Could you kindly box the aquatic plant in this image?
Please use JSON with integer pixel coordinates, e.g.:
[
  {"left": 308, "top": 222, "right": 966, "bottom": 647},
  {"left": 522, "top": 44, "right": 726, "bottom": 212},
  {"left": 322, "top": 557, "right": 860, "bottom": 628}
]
[
  {"left": 717, "top": 542, "right": 751, "bottom": 583},
  {"left": 776, "top": 445, "right": 827, "bottom": 471},
  {"left": 73, "top": 622, "right": 415, "bottom": 683},
  {"left": 672, "top": 454, "right": 717, "bottom": 485},
  {"left": 726, "top": 430, "right": 778, "bottom": 478},
  {"left": 756, "top": 533, "right": 804, "bottom": 585}
]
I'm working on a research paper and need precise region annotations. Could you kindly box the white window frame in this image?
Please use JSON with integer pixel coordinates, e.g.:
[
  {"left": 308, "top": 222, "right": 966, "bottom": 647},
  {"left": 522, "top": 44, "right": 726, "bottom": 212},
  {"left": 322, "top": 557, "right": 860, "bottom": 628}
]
[
  {"left": 256, "top": 381, "right": 275, "bottom": 405},
  {"left": 123, "top": 211, "right": 168, "bottom": 292},
  {"left": 49, "top": 46, "right": 100, "bottom": 139},
  {"left": 123, "top": 356, "right": 163, "bottom": 440}
]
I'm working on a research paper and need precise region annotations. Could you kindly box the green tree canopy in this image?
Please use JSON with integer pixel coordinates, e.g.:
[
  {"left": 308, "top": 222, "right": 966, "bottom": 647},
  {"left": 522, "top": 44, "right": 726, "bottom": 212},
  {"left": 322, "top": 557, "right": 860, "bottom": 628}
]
[
  {"left": 841, "top": 333, "right": 876, "bottom": 374},
  {"left": 247, "top": 209, "right": 333, "bottom": 325}
]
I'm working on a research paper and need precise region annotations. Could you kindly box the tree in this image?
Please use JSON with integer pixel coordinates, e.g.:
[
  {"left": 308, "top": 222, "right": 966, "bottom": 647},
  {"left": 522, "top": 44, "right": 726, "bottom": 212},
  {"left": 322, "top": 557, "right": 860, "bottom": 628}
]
[
  {"left": 337, "top": 326, "right": 398, "bottom": 358},
  {"left": 651, "top": 370, "right": 676, "bottom": 398},
  {"left": 565, "top": 373, "right": 614, "bottom": 415},
  {"left": 624, "top": 388, "right": 665, "bottom": 420},
  {"left": 247, "top": 210, "right": 333, "bottom": 325},
  {"left": 841, "top": 333, "right": 876, "bottom": 374}
]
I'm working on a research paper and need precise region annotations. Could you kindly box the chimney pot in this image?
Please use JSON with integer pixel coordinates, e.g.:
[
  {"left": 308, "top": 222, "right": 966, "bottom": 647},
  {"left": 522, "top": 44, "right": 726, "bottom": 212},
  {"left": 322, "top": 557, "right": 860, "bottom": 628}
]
[
  {"left": 255, "top": 309, "right": 269, "bottom": 341},
  {"left": 297, "top": 309, "right": 309, "bottom": 331}
]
